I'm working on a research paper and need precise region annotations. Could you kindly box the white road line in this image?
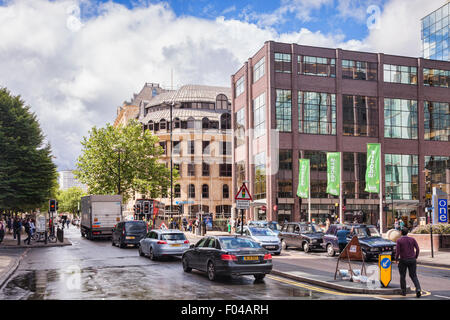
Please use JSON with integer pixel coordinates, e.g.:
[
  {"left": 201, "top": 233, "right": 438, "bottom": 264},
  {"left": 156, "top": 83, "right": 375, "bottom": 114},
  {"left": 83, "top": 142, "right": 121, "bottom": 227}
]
[{"left": 434, "top": 295, "right": 450, "bottom": 300}]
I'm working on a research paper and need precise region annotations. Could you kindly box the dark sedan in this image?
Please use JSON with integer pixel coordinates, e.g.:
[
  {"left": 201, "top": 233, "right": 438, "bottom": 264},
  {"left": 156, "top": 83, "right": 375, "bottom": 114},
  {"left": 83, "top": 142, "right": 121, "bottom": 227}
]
[
  {"left": 181, "top": 236, "right": 273, "bottom": 281},
  {"left": 348, "top": 224, "right": 396, "bottom": 261}
]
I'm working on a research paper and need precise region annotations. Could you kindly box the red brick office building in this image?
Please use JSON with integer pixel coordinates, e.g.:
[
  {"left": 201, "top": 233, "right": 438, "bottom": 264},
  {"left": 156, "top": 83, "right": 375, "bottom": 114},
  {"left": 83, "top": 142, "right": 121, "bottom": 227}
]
[{"left": 231, "top": 41, "right": 450, "bottom": 230}]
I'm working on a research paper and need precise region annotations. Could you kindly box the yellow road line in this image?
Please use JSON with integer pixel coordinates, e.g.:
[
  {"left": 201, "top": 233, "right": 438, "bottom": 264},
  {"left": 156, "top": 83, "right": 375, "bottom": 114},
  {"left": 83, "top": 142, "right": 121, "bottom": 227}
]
[{"left": 418, "top": 264, "right": 450, "bottom": 271}]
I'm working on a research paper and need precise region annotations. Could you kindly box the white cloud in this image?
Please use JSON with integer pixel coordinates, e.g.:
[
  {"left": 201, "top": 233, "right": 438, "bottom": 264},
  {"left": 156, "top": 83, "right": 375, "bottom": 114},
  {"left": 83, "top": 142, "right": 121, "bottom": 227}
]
[{"left": 0, "top": 0, "right": 442, "bottom": 170}]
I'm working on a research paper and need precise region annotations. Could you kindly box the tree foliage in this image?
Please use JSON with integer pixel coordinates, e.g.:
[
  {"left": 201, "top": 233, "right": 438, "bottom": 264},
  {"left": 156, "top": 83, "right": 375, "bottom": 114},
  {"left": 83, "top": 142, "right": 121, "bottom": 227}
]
[
  {"left": 0, "top": 88, "right": 58, "bottom": 213},
  {"left": 56, "top": 187, "right": 87, "bottom": 215},
  {"left": 75, "top": 120, "right": 176, "bottom": 202}
]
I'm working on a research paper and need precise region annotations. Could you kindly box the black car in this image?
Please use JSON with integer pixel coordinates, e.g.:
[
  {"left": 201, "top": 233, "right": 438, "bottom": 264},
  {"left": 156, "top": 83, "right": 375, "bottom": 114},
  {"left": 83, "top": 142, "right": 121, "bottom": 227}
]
[
  {"left": 347, "top": 224, "right": 396, "bottom": 261},
  {"left": 181, "top": 236, "right": 273, "bottom": 281},
  {"left": 112, "top": 220, "right": 148, "bottom": 248},
  {"left": 278, "top": 222, "right": 324, "bottom": 253},
  {"left": 321, "top": 224, "right": 352, "bottom": 257}
]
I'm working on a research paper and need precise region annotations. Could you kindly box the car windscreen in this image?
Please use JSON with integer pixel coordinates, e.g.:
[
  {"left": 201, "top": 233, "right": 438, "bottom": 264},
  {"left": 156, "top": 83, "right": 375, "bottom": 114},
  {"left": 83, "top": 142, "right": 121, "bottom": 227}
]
[
  {"left": 366, "top": 227, "right": 381, "bottom": 237},
  {"left": 219, "top": 237, "right": 262, "bottom": 250},
  {"left": 125, "top": 223, "right": 147, "bottom": 233},
  {"left": 249, "top": 228, "right": 275, "bottom": 236},
  {"left": 267, "top": 223, "right": 281, "bottom": 231},
  {"left": 161, "top": 233, "right": 186, "bottom": 241},
  {"left": 353, "top": 228, "right": 369, "bottom": 238},
  {"left": 303, "top": 224, "right": 320, "bottom": 233}
]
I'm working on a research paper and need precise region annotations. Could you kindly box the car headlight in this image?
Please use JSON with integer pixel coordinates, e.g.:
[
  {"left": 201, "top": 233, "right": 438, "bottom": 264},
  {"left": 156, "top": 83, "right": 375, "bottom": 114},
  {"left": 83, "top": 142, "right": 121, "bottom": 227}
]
[{"left": 370, "top": 248, "right": 378, "bottom": 252}]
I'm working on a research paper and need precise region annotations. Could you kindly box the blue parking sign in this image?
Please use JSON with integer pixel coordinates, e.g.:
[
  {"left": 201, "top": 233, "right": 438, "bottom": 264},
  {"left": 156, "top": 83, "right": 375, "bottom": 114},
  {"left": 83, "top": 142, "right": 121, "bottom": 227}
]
[{"left": 438, "top": 199, "right": 448, "bottom": 223}]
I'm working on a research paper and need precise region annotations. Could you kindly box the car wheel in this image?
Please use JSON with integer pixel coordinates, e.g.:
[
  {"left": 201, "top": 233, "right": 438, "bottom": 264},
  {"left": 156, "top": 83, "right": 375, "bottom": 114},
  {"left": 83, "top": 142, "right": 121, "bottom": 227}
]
[
  {"left": 119, "top": 240, "right": 126, "bottom": 249},
  {"left": 138, "top": 245, "right": 144, "bottom": 256},
  {"left": 182, "top": 256, "right": 192, "bottom": 272},
  {"left": 207, "top": 261, "right": 216, "bottom": 281},
  {"left": 303, "top": 242, "right": 310, "bottom": 253},
  {"left": 327, "top": 244, "right": 335, "bottom": 257},
  {"left": 274, "top": 252, "right": 281, "bottom": 256},
  {"left": 281, "top": 240, "right": 288, "bottom": 250},
  {"left": 149, "top": 248, "right": 157, "bottom": 261},
  {"left": 254, "top": 274, "right": 265, "bottom": 281}
]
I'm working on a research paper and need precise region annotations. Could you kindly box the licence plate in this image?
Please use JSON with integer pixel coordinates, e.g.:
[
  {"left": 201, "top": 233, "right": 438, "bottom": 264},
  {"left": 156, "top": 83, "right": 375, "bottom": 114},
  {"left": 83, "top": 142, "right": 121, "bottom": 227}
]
[
  {"left": 265, "top": 246, "right": 275, "bottom": 249},
  {"left": 126, "top": 236, "right": 135, "bottom": 239},
  {"left": 171, "top": 244, "right": 181, "bottom": 247},
  {"left": 243, "top": 256, "right": 259, "bottom": 261}
]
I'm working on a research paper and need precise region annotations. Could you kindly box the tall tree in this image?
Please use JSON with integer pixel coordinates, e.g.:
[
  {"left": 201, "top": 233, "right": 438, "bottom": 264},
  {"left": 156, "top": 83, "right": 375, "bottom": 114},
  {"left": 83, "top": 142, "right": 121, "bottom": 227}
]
[
  {"left": 0, "top": 88, "right": 58, "bottom": 213},
  {"left": 56, "top": 187, "right": 87, "bottom": 216},
  {"left": 75, "top": 120, "right": 176, "bottom": 202}
]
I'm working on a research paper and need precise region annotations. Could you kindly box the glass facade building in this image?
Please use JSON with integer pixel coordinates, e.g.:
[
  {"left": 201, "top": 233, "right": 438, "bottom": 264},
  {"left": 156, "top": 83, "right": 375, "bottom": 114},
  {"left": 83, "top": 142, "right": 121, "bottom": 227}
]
[{"left": 422, "top": 2, "right": 450, "bottom": 61}]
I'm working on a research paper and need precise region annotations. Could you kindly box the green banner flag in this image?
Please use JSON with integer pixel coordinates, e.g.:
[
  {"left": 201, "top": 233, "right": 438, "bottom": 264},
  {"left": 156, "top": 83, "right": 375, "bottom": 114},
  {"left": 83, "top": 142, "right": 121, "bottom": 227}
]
[
  {"left": 297, "top": 159, "right": 310, "bottom": 198},
  {"left": 365, "top": 143, "right": 381, "bottom": 193},
  {"left": 326, "top": 152, "right": 340, "bottom": 196}
]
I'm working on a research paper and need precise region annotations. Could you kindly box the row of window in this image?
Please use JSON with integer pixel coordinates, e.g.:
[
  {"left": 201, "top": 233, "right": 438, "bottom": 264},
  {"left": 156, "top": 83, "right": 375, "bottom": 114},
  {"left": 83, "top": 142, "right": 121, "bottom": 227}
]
[
  {"left": 173, "top": 183, "right": 230, "bottom": 199},
  {"left": 170, "top": 162, "right": 232, "bottom": 177},
  {"left": 166, "top": 141, "right": 231, "bottom": 156},
  {"left": 144, "top": 114, "right": 231, "bottom": 131}
]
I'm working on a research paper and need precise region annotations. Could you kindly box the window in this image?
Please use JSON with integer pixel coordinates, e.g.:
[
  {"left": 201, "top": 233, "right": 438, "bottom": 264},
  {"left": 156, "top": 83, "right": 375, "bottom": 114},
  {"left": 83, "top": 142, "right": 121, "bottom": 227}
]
[
  {"left": 253, "top": 92, "right": 266, "bottom": 138},
  {"left": 235, "top": 161, "right": 245, "bottom": 191},
  {"left": 202, "top": 141, "right": 210, "bottom": 154},
  {"left": 235, "top": 108, "right": 245, "bottom": 147},
  {"left": 278, "top": 180, "right": 293, "bottom": 198},
  {"left": 220, "top": 164, "right": 232, "bottom": 177},
  {"left": 235, "top": 76, "right": 245, "bottom": 97},
  {"left": 187, "top": 117, "right": 195, "bottom": 129},
  {"left": 216, "top": 205, "right": 231, "bottom": 216},
  {"left": 202, "top": 184, "right": 209, "bottom": 199},
  {"left": 385, "top": 154, "right": 419, "bottom": 200},
  {"left": 342, "top": 60, "right": 377, "bottom": 81},
  {"left": 174, "top": 184, "right": 181, "bottom": 198},
  {"left": 424, "top": 101, "right": 450, "bottom": 141},
  {"left": 223, "top": 184, "right": 229, "bottom": 198},
  {"left": 302, "top": 150, "right": 327, "bottom": 198},
  {"left": 159, "top": 141, "right": 167, "bottom": 155},
  {"left": 173, "top": 117, "right": 181, "bottom": 129},
  {"left": 383, "top": 64, "right": 417, "bottom": 85},
  {"left": 424, "top": 156, "right": 450, "bottom": 194},
  {"left": 342, "top": 95, "right": 378, "bottom": 137},
  {"left": 220, "top": 113, "right": 231, "bottom": 130},
  {"left": 423, "top": 68, "right": 450, "bottom": 88},
  {"left": 188, "top": 140, "right": 195, "bottom": 155},
  {"left": 188, "top": 184, "right": 195, "bottom": 198},
  {"left": 188, "top": 164, "right": 196, "bottom": 176},
  {"left": 202, "top": 163, "right": 210, "bottom": 176},
  {"left": 275, "top": 89, "right": 292, "bottom": 132},
  {"left": 172, "top": 141, "right": 180, "bottom": 154},
  {"left": 253, "top": 56, "right": 265, "bottom": 82},
  {"left": 254, "top": 152, "right": 266, "bottom": 200},
  {"left": 342, "top": 152, "right": 377, "bottom": 199},
  {"left": 298, "top": 91, "right": 336, "bottom": 135},
  {"left": 148, "top": 120, "right": 154, "bottom": 131},
  {"left": 279, "top": 149, "right": 292, "bottom": 170},
  {"left": 174, "top": 163, "right": 181, "bottom": 177},
  {"left": 202, "top": 117, "right": 210, "bottom": 129},
  {"left": 220, "top": 142, "right": 231, "bottom": 155},
  {"left": 299, "top": 56, "right": 336, "bottom": 77},
  {"left": 384, "top": 98, "right": 418, "bottom": 139},
  {"left": 216, "top": 94, "right": 229, "bottom": 110},
  {"left": 275, "top": 53, "right": 291, "bottom": 73}
]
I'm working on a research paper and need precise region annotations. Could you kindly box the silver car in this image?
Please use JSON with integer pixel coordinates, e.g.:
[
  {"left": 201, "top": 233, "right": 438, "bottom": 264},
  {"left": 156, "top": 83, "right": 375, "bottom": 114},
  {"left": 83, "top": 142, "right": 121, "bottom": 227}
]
[
  {"left": 238, "top": 226, "right": 282, "bottom": 255},
  {"left": 139, "top": 229, "right": 190, "bottom": 260}
]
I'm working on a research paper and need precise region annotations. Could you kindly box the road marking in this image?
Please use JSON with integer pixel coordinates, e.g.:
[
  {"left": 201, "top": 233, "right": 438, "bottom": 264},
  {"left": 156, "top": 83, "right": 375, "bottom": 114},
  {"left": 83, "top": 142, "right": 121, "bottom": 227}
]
[
  {"left": 434, "top": 295, "right": 450, "bottom": 299},
  {"left": 418, "top": 265, "right": 450, "bottom": 271}
]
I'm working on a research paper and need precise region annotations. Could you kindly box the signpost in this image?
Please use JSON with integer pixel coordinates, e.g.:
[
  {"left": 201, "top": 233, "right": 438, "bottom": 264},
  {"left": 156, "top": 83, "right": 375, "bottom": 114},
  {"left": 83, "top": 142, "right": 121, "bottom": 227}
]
[
  {"left": 235, "top": 182, "right": 252, "bottom": 236},
  {"left": 378, "top": 254, "right": 392, "bottom": 287}
]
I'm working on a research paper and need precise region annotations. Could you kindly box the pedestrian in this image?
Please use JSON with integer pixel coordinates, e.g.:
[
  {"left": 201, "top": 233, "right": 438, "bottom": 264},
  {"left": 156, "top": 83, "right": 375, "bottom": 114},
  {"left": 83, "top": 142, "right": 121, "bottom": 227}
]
[
  {"left": 227, "top": 219, "right": 231, "bottom": 234},
  {"left": 30, "top": 219, "right": 36, "bottom": 236},
  {"left": 182, "top": 217, "right": 187, "bottom": 231},
  {"left": 394, "top": 218, "right": 399, "bottom": 230},
  {"left": 7, "top": 217, "right": 12, "bottom": 234},
  {"left": 394, "top": 227, "right": 422, "bottom": 298},
  {"left": 13, "top": 217, "right": 22, "bottom": 245},
  {"left": 336, "top": 217, "right": 340, "bottom": 224},
  {"left": 66, "top": 219, "right": 70, "bottom": 229},
  {"left": 202, "top": 219, "right": 207, "bottom": 236},
  {"left": 0, "top": 219, "right": 5, "bottom": 244},
  {"left": 337, "top": 227, "right": 350, "bottom": 253},
  {"left": 399, "top": 218, "right": 405, "bottom": 230},
  {"left": 24, "top": 219, "right": 31, "bottom": 245},
  {"left": 325, "top": 218, "right": 331, "bottom": 232},
  {"left": 376, "top": 219, "right": 380, "bottom": 231}
]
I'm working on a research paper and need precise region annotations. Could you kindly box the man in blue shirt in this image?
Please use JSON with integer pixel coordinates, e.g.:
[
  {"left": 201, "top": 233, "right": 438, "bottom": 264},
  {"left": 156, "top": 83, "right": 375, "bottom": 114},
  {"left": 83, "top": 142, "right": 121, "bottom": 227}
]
[{"left": 337, "top": 227, "right": 350, "bottom": 253}]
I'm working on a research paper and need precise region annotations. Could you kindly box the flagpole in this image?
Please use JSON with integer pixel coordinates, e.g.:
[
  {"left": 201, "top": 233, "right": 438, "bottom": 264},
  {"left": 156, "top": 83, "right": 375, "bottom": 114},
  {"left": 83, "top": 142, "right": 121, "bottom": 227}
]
[
  {"left": 379, "top": 146, "right": 383, "bottom": 235},
  {"left": 339, "top": 152, "right": 343, "bottom": 224},
  {"left": 308, "top": 160, "right": 311, "bottom": 223}
]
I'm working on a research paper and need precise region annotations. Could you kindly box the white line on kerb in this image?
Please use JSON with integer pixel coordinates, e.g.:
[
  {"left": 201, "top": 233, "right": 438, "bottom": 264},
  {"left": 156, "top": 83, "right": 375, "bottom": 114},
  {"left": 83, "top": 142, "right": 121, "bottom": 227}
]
[{"left": 434, "top": 295, "right": 450, "bottom": 300}]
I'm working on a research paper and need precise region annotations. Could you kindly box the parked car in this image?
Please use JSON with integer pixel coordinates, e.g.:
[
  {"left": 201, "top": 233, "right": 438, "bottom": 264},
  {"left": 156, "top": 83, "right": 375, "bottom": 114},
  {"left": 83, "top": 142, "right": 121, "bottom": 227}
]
[
  {"left": 139, "top": 229, "right": 190, "bottom": 260},
  {"left": 247, "top": 221, "right": 282, "bottom": 236},
  {"left": 112, "top": 220, "right": 148, "bottom": 248},
  {"left": 347, "top": 224, "right": 396, "bottom": 261},
  {"left": 239, "top": 226, "right": 281, "bottom": 255},
  {"left": 278, "top": 222, "right": 324, "bottom": 253},
  {"left": 322, "top": 224, "right": 353, "bottom": 257},
  {"left": 182, "top": 236, "right": 273, "bottom": 281}
]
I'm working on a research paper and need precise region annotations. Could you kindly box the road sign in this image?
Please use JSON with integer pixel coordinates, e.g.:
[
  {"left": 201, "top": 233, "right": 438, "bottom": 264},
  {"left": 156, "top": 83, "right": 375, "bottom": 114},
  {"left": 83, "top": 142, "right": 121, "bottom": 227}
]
[
  {"left": 235, "top": 183, "right": 252, "bottom": 201},
  {"left": 438, "top": 199, "right": 448, "bottom": 223},
  {"left": 159, "top": 222, "right": 168, "bottom": 230},
  {"left": 236, "top": 200, "right": 250, "bottom": 209},
  {"left": 378, "top": 254, "right": 392, "bottom": 287}
]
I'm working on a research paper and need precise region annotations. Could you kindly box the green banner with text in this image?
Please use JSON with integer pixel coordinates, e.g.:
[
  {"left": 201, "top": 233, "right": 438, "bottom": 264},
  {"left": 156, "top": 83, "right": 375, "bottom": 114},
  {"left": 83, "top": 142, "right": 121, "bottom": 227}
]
[
  {"left": 297, "top": 159, "right": 310, "bottom": 198},
  {"left": 326, "top": 152, "right": 340, "bottom": 196},
  {"left": 365, "top": 143, "right": 381, "bottom": 193}
]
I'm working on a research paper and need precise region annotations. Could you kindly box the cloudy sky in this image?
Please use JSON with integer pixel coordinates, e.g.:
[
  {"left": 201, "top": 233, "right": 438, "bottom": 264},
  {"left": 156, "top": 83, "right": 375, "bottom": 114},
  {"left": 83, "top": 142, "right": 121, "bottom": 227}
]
[{"left": 0, "top": 0, "right": 444, "bottom": 170}]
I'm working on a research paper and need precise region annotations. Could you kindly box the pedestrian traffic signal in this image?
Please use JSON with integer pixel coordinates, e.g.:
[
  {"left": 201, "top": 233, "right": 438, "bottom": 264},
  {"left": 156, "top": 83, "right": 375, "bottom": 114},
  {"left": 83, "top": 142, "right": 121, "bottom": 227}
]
[
  {"left": 143, "top": 201, "right": 150, "bottom": 214},
  {"left": 49, "top": 199, "right": 56, "bottom": 212}
]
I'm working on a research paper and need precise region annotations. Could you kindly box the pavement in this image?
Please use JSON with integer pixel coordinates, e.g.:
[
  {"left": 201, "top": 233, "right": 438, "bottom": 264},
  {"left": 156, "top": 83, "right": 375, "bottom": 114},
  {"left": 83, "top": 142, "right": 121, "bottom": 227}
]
[
  {"left": 0, "top": 230, "right": 72, "bottom": 249},
  {"left": 183, "top": 230, "right": 450, "bottom": 295}
]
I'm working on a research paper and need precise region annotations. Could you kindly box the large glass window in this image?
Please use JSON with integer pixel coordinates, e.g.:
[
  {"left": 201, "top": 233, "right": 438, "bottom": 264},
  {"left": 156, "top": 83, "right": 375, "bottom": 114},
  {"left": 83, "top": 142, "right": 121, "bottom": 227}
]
[
  {"left": 422, "top": 3, "right": 450, "bottom": 60},
  {"left": 342, "top": 60, "right": 377, "bottom": 81},
  {"left": 235, "top": 108, "right": 245, "bottom": 147},
  {"left": 383, "top": 64, "right": 417, "bottom": 85},
  {"left": 424, "top": 101, "right": 450, "bottom": 141},
  {"left": 384, "top": 98, "right": 418, "bottom": 139},
  {"left": 423, "top": 69, "right": 450, "bottom": 88},
  {"left": 342, "top": 95, "right": 378, "bottom": 137},
  {"left": 274, "top": 53, "right": 291, "bottom": 73},
  {"left": 278, "top": 180, "right": 293, "bottom": 198},
  {"left": 302, "top": 150, "right": 327, "bottom": 198},
  {"left": 235, "top": 76, "right": 245, "bottom": 97},
  {"left": 253, "top": 57, "right": 265, "bottom": 83},
  {"left": 275, "top": 89, "right": 292, "bottom": 132},
  {"left": 385, "top": 154, "right": 419, "bottom": 200},
  {"left": 279, "top": 149, "right": 293, "bottom": 170},
  {"left": 299, "top": 56, "right": 336, "bottom": 77},
  {"left": 253, "top": 92, "right": 266, "bottom": 138},
  {"left": 298, "top": 91, "right": 336, "bottom": 135},
  {"left": 342, "top": 152, "right": 378, "bottom": 200},
  {"left": 254, "top": 152, "right": 266, "bottom": 200},
  {"left": 424, "top": 156, "right": 450, "bottom": 195}
]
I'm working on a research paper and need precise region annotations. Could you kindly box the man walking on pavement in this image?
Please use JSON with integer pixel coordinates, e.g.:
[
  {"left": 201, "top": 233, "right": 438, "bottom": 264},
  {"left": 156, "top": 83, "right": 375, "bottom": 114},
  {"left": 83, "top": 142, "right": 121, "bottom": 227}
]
[
  {"left": 24, "top": 219, "right": 32, "bottom": 245},
  {"left": 0, "top": 218, "right": 5, "bottom": 244},
  {"left": 394, "top": 227, "right": 422, "bottom": 298},
  {"left": 13, "top": 217, "right": 22, "bottom": 245}
]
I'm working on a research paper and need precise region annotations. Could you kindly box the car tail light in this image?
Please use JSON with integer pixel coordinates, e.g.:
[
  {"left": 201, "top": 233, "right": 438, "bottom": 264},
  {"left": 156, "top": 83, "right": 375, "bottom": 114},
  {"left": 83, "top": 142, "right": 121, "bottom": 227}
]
[
  {"left": 157, "top": 241, "right": 167, "bottom": 245},
  {"left": 221, "top": 254, "right": 237, "bottom": 261},
  {"left": 264, "top": 253, "right": 272, "bottom": 260},
  {"left": 184, "top": 240, "right": 189, "bottom": 244}
]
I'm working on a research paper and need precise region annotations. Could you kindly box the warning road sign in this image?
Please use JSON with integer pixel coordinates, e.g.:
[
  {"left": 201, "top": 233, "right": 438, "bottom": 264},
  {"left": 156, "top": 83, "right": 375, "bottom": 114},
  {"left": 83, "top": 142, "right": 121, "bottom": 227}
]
[{"left": 235, "top": 183, "right": 252, "bottom": 201}]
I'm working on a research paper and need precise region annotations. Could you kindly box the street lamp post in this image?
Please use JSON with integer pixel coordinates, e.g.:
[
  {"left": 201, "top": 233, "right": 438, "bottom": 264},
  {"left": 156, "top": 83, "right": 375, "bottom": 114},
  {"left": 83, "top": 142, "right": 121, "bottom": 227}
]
[{"left": 390, "top": 181, "right": 395, "bottom": 220}]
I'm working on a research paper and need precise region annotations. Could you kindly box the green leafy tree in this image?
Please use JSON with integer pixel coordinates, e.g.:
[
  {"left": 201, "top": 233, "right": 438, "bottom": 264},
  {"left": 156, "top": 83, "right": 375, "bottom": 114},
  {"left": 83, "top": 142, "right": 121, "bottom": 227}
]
[
  {"left": 56, "top": 187, "right": 87, "bottom": 216},
  {"left": 0, "top": 88, "right": 58, "bottom": 214},
  {"left": 75, "top": 120, "right": 176, "bottom": 202}
]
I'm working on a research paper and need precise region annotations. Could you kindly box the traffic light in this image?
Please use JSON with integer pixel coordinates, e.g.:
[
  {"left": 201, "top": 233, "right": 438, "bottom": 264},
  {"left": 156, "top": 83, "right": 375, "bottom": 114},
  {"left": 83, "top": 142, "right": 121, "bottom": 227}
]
[
  {"left": 49, "top": 199, "right": 56, "bottom": 212},
  {"left": 135, "top": 203, "right": 141, "bottom": 214},
  {"left": 143, "top": 201, "right": 150, "bottom": 215}
]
